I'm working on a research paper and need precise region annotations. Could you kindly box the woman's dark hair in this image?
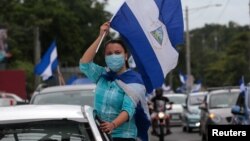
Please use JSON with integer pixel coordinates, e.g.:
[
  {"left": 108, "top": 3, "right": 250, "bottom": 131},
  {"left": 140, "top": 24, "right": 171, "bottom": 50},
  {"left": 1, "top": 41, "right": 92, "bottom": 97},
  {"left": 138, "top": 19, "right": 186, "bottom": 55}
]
[
  {"left": 103, "top": 39, "right": 128, "bottom": 54},
  {"left": 103, "top": 39, "right": 130, "bottom": 68},
  {"left": 155, "top": 88, "right": 163, "bottom": 96}
]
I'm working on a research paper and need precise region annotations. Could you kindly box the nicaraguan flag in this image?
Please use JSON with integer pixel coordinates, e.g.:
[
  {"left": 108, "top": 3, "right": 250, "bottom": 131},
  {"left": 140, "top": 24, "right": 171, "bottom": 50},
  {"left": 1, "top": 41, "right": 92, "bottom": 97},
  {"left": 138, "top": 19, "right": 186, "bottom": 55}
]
[
  {"left": 179, "top": 71, "right": 187, "bottom": 84},
  {"left": 191, "top": 80, "right": 202, "bottom": 92},
  {"left": 239, "top": 76, "right": 245, "bottom": 92},
  {"left": 111, "top": 0, "right": 184, "bottom": 93},
  {"left": 34, "top": 41, "right": 58, "bottom": 80},
  {"left": 113, "top": 70, "right": 150, "bottom": 141}
]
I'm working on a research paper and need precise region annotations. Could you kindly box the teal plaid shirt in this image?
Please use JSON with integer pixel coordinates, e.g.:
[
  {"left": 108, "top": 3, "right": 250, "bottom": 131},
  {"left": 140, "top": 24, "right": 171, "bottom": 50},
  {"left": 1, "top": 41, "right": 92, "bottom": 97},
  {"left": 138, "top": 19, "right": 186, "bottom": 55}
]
[{"left": 79, "top": 62, "right": 137, "bottom": 139}]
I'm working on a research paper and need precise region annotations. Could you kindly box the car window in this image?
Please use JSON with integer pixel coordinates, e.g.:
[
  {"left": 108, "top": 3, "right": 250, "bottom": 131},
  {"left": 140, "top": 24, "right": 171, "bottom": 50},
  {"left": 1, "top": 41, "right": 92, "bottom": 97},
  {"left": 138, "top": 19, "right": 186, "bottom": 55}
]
[
  {"left": 167, "top": 96, "right": 186, "bottom": 104},
  {"left": 209, "top": 92, "right": 239, "bottom": 109},
  {"left": 0, "top": 120, "right": 94, "bottom": 141},
  {"left": 32, "top": 90, "right": 94, "bottom": 106},
  {"left": 189, "top": 95, "right": 205, "bottom": 105}
]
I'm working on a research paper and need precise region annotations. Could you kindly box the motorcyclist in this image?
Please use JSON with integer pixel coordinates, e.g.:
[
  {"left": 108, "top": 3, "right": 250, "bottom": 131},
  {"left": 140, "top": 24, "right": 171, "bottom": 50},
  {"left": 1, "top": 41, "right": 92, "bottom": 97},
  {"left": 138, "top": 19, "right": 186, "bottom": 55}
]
[{"left": 149, "top": 87, "right": 172, "bottom": 135}]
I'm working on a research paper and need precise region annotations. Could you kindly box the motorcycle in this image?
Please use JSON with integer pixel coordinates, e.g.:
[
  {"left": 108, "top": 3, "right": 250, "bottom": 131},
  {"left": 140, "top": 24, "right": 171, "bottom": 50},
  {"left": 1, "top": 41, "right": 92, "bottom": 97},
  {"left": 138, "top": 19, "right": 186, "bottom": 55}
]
[{"left": 150, "top": 102, "right": 173, "bottom": 141}]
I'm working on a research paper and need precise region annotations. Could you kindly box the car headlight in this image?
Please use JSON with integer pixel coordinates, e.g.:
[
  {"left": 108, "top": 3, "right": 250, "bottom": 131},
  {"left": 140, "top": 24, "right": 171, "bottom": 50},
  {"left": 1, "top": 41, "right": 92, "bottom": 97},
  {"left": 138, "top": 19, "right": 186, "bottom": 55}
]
[
  {"left": 195, "top": 122, "right": 200, "bottom": 126},
  {"left": 158, "top": 112, "right": 165, "bottom": 119},
  {"left": 209, "top": 113, "right": 221, "bottom": 123}
]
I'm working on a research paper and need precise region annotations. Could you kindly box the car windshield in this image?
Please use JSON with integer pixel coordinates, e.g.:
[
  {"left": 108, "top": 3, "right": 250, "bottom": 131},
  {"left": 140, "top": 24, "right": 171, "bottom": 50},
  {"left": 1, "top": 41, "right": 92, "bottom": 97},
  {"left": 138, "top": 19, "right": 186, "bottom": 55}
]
[
  {"left": 189, "top": 95, "right": 205, "bottom": 106},
  {"left": 209, "top": 92, "right": 239, "bottom": 109},
  {"left": 167, "top": 95, "right": 186, "bottom": 104},
  {"left": 0, "top": 120, "right": 94, "bottom": 141},
  {"left": 32, "top": 90, "right": 94, "bottom": 107}
]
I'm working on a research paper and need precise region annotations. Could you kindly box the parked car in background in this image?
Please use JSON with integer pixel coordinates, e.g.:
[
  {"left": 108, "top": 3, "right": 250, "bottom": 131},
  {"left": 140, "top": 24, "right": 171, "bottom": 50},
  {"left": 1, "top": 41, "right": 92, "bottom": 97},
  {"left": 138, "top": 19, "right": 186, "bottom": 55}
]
[
  {"left": 0, "top": 92, "right": 25, "bottom": 106},
  {"left": 30, "top": 84, "right": 96, "bottom": 106},
  {"left": 0, "top": 104, "right": 111, "bottom": 141},
  {"left": 231, "top": 86, "right": 250, "bottom": 125},
  {"left": 182, "top": 91, "right": 207, "bottom": 132},
  {"left": 163, "top": 93, "right": 187, "bottom": 126},
  {"left": 199, "top": 88, "right": 240, "bottom": 141}
]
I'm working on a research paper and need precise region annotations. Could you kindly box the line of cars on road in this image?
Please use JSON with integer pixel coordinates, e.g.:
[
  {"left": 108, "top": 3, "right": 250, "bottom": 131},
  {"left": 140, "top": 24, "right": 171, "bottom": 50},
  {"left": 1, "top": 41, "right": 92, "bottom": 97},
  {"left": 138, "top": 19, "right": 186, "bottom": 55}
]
[
  {"left": 162, "top": 91, "right": 207, "bottom": 132},
  {"left": 163, "top": 86, "right": 250, "bottom": 141},
  {"left": 199, "top": 88, "right": 240, "bottom": 141},
  {"left": 1, "top": 84, "right": 250, "bottom": 140}
]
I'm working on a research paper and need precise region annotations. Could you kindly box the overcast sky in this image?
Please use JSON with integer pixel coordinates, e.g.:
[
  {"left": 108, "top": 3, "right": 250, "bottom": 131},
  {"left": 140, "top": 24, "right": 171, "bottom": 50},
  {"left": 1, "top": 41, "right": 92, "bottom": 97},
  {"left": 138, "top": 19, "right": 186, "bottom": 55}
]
[{"left": 103, "top": 0, "right": 250, "bottom": 30}]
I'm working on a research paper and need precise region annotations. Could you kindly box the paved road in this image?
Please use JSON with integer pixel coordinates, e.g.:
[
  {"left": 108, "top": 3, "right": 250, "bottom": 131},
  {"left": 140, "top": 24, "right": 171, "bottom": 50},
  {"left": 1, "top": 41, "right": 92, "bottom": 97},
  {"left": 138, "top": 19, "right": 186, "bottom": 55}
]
[{"left": 149, "top": 126, "right": 201, "bottom": 141}]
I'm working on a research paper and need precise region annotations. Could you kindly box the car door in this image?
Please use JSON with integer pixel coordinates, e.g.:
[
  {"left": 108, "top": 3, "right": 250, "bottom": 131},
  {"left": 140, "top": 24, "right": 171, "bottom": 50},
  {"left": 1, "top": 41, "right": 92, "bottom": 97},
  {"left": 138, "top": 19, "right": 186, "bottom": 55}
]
[{"left": 84, "top": 105, "right": 111, "bottom": 141}]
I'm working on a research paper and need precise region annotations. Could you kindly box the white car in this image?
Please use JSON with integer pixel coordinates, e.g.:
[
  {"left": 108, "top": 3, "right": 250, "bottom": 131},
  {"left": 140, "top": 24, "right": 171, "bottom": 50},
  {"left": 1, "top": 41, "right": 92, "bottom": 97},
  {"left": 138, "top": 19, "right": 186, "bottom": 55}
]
[
  {"left": 0, "top": 104, "right": 111, "bottom": 141},
  {"left": 0, "top": 92, "right": 25, "bottom": 106},
  {"left": 30, "top": 84, "right": 96, "bottom": 106},
  {"left": 163, "top": 93, "right": 187, "bottom": 126},
  {"left": 182, "top": 91, "right": 207, "bottom": 132}
]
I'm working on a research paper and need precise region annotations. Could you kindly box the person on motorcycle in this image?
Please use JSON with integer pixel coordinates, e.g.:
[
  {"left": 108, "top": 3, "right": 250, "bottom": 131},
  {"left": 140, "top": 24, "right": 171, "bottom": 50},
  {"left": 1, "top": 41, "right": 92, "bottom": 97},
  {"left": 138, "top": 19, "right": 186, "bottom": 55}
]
[{"left": 149, "top": 87, "right": 172, "bottom": 135}]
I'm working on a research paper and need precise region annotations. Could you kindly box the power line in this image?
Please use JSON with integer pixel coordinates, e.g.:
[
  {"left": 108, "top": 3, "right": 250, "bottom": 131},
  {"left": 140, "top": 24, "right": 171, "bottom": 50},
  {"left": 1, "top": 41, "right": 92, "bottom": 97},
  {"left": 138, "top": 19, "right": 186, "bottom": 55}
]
[{"left": 216, "top": 0, "right": 231, "bottom": 23}]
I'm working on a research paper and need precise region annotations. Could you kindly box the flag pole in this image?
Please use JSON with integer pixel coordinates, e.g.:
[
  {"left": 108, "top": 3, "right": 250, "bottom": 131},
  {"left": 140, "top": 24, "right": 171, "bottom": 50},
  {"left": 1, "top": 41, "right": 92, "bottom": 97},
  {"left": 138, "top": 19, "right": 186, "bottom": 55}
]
[
  {"left": 57, "top": 66, "right": 65, "bottom": 86},
  {"left": 95, "top": 1, "right": 124, "bottom": 53},
  {"left": 95, "top": 32, "right": 106, "bottom": 53}
]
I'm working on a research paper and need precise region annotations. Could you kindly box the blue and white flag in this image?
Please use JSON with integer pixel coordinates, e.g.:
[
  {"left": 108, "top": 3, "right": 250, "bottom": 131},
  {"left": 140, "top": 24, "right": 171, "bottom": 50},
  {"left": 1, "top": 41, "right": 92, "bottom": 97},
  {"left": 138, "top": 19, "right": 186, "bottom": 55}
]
[
  {"left": 179, "top": 71, "right": 187, "bottom": 84},
  {"left": 111, "top": 0, "right": 184, "bottom": 93},
  {"left": 128, "top": 55, "right": 136, "bottom": 69},
  {"left": 239, "top": 76, "right": 245, "bottom": 92},
  {"left": 34, "top": 41, "right": 58, "bottom": 80},
  {"left": 112, "top": 70, "right": 150, "bottom": 141},
  {"left": 191, "top": 80, "right": 202, "bottom": 93}
]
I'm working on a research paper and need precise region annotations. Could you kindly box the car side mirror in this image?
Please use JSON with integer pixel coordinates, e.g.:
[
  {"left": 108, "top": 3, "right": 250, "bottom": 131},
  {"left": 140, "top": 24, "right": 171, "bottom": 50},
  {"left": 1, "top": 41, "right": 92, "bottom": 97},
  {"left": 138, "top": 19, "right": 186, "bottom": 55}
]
[{"left": 231, "top": 105, "right": 244, "bottom": 115}]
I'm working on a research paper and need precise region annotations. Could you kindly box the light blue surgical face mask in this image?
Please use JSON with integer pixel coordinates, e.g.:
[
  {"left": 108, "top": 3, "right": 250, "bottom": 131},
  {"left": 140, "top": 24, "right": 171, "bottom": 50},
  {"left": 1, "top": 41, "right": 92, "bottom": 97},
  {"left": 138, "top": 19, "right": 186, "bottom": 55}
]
[{"left": 105, "top": 54, "right": 125, "bottom": 72}]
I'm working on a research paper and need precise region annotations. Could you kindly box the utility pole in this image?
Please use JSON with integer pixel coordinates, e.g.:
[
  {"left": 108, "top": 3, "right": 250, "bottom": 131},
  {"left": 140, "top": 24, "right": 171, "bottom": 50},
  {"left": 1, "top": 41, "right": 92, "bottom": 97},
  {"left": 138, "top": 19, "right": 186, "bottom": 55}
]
[
  {"left": 34, "top": 26, "right": 41, "bottom": 88},
  {"left": 249, "top": 0, "right": 250, "bottom": 28},
  {"left": 184, "top": 4, "right": 222, "bottom": 94},
  {"left": 185, "top": 6, "right": 191, "bottom": 94}
]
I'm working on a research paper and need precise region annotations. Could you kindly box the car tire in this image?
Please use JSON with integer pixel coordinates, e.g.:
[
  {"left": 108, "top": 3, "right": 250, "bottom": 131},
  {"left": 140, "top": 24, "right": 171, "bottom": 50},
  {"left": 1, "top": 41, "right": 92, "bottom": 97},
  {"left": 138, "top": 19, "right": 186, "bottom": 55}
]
[
  {"left": 202, "top": 132, "right": 208, "bottom": 141},
  {"left": 182, "top": 126, "right": 186, "bottom": 132},
  {"left": 187, "top": 126, "right": 192, "bottom": 133},
  {"left": 202, "top": 133, "right": 206, "bottom": 141}
]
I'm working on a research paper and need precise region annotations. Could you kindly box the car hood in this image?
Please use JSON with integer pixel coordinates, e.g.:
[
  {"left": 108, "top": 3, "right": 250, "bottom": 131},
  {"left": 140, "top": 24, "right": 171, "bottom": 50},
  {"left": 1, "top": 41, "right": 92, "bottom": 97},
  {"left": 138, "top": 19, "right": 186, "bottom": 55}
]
[
  {"left": 168, "top": 104, "right": 183, "bottom": 113},
  {"left": 188, "top": 106, "right": 200, "bottom": 114},
  {"left": 210, "top": 108, "right": 232, "bottom": 117}
]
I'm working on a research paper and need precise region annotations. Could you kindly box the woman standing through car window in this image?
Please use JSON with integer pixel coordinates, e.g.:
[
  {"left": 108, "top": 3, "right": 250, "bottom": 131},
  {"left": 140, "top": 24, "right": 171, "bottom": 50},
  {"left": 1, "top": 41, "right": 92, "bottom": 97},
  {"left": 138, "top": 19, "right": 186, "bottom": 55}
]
[{"left": 79, "top": 22, "right": 149, "bottom": 141}]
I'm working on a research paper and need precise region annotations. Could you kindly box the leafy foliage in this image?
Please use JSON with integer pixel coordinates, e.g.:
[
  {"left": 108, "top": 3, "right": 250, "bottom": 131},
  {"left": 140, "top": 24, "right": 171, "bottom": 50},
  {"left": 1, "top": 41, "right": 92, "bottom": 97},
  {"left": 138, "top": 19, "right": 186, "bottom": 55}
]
[
  {"left": 0, "top": 0, "right": 111, "bottom": 93},
  {"left": 1, "top": 1, "right": 250, "bottom": 94},
  {"left": 174, "top": 23, "right": 250, "bottom": 90}
]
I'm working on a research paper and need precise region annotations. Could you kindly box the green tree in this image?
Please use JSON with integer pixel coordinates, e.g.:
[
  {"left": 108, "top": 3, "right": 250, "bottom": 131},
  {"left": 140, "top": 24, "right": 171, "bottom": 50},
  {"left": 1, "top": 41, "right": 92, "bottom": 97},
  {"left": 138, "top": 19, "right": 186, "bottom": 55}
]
[{"left": 0, "top": 0, "right": 112, "bottom": 93}]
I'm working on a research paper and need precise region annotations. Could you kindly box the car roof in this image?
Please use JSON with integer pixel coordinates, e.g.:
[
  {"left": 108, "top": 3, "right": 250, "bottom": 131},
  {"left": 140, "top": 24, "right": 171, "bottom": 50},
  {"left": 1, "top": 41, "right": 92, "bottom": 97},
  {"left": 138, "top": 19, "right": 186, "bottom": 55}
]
[
  {"left": 38, "top": 84, "right": 96, "bottom": 94},
  {"left": 189, "top": 91, "right": 208, "bottom": 96},
  {"left": 164, "top": 93, "right": 187, "bottom": 97},
  {"left": 0, "top": 92, "right": 24, "bottom": 101},
  {"left": 208, "top": 89, "right": 240, "bottom": 95},
  {"left": 0, "top": 105, "right": 88, "bottom": 124}
]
